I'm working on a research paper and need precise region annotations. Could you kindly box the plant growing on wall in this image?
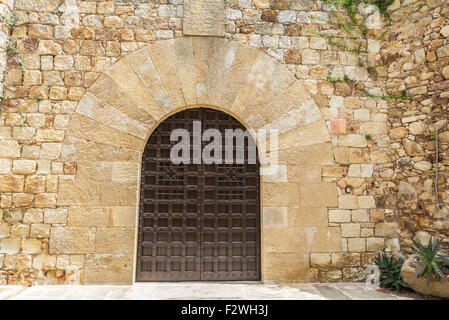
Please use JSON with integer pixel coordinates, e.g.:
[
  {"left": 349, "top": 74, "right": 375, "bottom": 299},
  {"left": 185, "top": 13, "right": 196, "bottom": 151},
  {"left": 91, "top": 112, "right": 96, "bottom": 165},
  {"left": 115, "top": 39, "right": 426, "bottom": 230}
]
[
  {"left": 374, "top": 252, "right": 409, "bottom": 292},
  {"left": 308, "top": 0, "right": 408, "bottom": 101},
  {"left": 412, "top": 237, "right": 449, "bottom": 284}
]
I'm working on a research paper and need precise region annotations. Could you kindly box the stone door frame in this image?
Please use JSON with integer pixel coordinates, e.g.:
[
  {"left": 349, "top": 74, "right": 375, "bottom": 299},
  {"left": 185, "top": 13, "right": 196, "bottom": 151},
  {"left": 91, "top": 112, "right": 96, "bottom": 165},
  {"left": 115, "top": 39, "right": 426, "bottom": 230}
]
[{"left": 55, "top": 37, "right": 340, "bottom": 284}]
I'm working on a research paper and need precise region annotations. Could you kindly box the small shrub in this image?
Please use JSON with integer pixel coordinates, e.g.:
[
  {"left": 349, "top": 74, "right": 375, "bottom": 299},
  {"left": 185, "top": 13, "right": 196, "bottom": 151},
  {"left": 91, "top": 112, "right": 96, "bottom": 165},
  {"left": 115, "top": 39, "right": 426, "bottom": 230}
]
[
  {"left": 365, "top": 134, "right": 373, "bottom": 141},
  {"left": 374, "top": 252, "right": 409, "bottom": 292},
  {"left": 413, "top": 237, "right": 449, "bottom": 284}
]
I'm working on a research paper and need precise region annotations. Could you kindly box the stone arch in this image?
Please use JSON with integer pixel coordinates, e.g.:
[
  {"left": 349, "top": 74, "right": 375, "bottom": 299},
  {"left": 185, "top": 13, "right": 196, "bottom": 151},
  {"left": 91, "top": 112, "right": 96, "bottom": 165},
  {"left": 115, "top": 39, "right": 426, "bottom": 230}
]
[{"left": 55, "top": 37, "right": 339, "bottom": 284}]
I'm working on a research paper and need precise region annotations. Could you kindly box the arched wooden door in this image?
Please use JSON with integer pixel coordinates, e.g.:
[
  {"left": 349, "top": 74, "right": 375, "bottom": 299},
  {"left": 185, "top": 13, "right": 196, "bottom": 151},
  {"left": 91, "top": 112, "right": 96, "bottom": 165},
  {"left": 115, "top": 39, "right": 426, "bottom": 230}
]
[{"left": 136, "top": 108, "right": 261, "bottom": 281}]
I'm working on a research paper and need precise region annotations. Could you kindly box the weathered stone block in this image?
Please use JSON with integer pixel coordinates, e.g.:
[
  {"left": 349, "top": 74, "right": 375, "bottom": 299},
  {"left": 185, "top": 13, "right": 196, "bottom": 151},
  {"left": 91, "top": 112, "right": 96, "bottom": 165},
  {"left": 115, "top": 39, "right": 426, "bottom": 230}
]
[
  {"left": 183, "top": 0, "right": 225, "bottom": 37},
  {"left": 49, "top": 227, "right": 95, "bottom": 254},
  {"left": 341, "top": 223, "right": 361, "bottom": 237},
  {"left": 12, "top": 160, "right": 36, "bottom": 175},
  {"left": 83, "top": 254, "right": 133, "bottom": 284},
  {"left": 263, "top": 252, "right": 312, "bottom": 282},
  {"left": 310, "top": 253, "right": 331, "bottom": 267},
  {"left": 32, "top": 255, "right": 56, "bottom": 269},
  {"left": 67, "top": 206, "right": 109, "bottom": 227},
  {"left": 299, "top": 183, "right": 337, "bottom": 208},
  {"left": 21, "top": 239, "right": 42, "bottom": 254},
  {"left": 58, "top": 181, "right": 101, "bottom": 206},
  {"left": 0, "top": 140, "right": 21, "bottom": 158},
  {"left": 263, "top": 207, "right": 288, "bottom": 227},
  {"left": 30, "top": 223, "right": 50, "bottom": 239},
  {"left": 329, "top": 209, "right": 351, "bottom": 223},
  {"left": 0, "top": 175, "right": 24, "bottom": 192},
  {"left": 0, "top": 238, "right": 21, "bottom": 254},
  {"left": 44, "top": 209, "right": 68, "bottom": 224},
  {"left": 95, "top": 227, "right": 135, "bottom": 254},
  {"left": 375, "top": 223, "right": 397, "bottom": 237},
  {"left": 288, "top": 207, "right": 328, "bottom": 227},
  {"left": 297, "top": 227, "right": 341, "bottom": 252}
]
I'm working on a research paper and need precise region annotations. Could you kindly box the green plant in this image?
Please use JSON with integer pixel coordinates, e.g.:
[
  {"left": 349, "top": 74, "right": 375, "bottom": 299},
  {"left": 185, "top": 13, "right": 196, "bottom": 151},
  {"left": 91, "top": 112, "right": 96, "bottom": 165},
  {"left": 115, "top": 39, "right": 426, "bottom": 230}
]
[
  {"left": 5, "top": 40, "right": 19, "bottom": 54},
  {"left": 374, "top": 252, "right": 409, "bottom": 292},
  {"left": 412, "top": 237, "right": 449, "bottom": 284},
  {"left": 365, "top": 134, "right": 372, "bottom": 140},
  {"left": 372, "top": 0, "right": 395, "bottom": 15}
]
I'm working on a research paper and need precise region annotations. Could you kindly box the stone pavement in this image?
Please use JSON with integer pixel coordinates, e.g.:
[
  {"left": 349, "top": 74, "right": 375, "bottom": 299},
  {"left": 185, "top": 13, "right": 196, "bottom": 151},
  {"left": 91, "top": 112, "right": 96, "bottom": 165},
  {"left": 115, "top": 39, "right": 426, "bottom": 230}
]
[{"left": 0, "top": 282, "right": 429, "bottom": 300}]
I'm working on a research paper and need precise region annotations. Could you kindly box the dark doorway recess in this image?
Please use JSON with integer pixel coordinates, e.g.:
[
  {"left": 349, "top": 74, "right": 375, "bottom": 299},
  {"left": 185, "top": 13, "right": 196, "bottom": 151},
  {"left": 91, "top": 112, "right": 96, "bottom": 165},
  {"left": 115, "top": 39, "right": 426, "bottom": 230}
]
[{"left": 136, "top": 108, "right": 261, "bottom": 281}]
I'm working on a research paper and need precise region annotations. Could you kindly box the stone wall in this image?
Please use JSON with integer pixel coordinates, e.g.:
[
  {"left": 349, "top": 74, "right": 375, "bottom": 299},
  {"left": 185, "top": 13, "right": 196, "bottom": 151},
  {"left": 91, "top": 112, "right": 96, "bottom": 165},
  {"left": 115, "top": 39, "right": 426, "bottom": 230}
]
[
  {"left": 0, "top": 0, "right": 446, "bottom": 285},
  {"left": 380, "top": 0, "right": 449, "bottom": 253}
]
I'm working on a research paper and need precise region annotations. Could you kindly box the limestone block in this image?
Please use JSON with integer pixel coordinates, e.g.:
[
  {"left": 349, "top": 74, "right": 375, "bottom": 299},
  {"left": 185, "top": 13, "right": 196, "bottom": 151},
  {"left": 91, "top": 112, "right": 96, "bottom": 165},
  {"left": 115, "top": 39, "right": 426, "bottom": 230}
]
[
  {"left": 310, "top": 253, "right": 331, "bottom": 267},
  {"left": 0, "top": 159, "right": 12, "bottom": 174},
  {"left": 95, "top": 227, "right": 135, "bottom": 254},
  {"left": 3, "top": 254, "right": 32, "bottom": 270},
  {"left": 3, "top": 210, "right": 23, "bottom": 223},
  {"left": 183, "top": 0, "right": 225, "bottom": 37},
  {"left": 36, "top": 129, "right": 65, "bottom": 142},
  {"left": 83, "top": 254, "right": 133, "bottom": 284},
  {"left": 351, "top": 209, "right": 369, "bottom": 223},
  {"left": 261, "top": 164, "right": 287, "bottom": 183},
  {"left": 74, "top": 162, "right": 110, "bottom": 183},
  {"left": 297, "top": 227, "right": 341, "bottom": 252},
  {"left": 375, "top": 223, "right": 397, "bottom": 237},
  {"left": 67, "top": 114, "right": 145, "bottom": 150},
  {"left": 49, "top": 227, "right": 95, "bottom": 254},
  {"left": 287, "top": 165, "right": 325, "bottom": 184},
  {"left": 33, "top": 193, "right": 57, "bottom": 208},
  {"left": 341, "top": 223, "right": 361, "bottom": 237},
  {"left": 104, "top": 16, "right": 124, "bottom": 28},
  {"left": 106, "top": 54, "right": 164, "bottom": 119},
  {"left": 58, "top": 181, "right": 101, "bottom": 206},
  {"left": 288, "top": 207, "right": 328, "bottom": 227},
  {"left": 12, "top": 194, "right": 34, "bottom": 208},
  {"left": 329, "top": 209, "right": 351, "bottom": 223},
  {"left": 30, "top": 223, "right": 50, "bottom": 238},
  {"left": 12, "top": 127, "right": 35, "bottom": 140},
  {"left": 32, "top": 255, "right": 56, "bottom": 269},
  {"left": 37, "top": 40, "right": 62, "bottom": 55},
  {"left": 44, "top": 209, "right": 68, "bottom": 224},
  {"left": 347, "top": 238, "right": 366, "bottom": 252},
  {"left": 100, "top": 182, "right": 138, "bottom": 206},
  {"left": 0, "top": 238, "right": 21, "bottom": 254},
  {"left": 331, "top": 253, "right": 361, "bottom": 267},
  {"left": 366, "top": 237, "right": 385, "bottom": 251},
  {"left": 75, "top": 93, "right": 149, "bottom": 139},
  {"left": 111, "top": 162, "right": 139, "bottom": 182},
  {"left": 27, "top": 113, "right": 46, "bottom": 128},
  {"left": 103, "top": 206, "right": 134, "bottom": 229},
  {"left": 262, "top": 183, "right": 299, "bottom": 207},
  {"left": 360, "top": 122, "right": 387, "bottom": 134},
  {"left": 299, "top": 183, "right": 337, "bottom": 208},
  {"left": 358, "top": 196, "right": 376, "bottom": 209},
  {"left": 23, "top": 70, "right": 42, "bottom": 85},
  {"left": 12, "top": 160, "right": 36, "bottom": 174},
  {"left": 0, "top": 175, "right": 24, "bottom": 192},
  {"left": 263, "top": 252, "right": 312, "bottom": 282},
  {"left": 21, "top": 239, "right": 42, "bottom": 254},
  {"left": 67, "top": 206, "right": 109, "bottom": 227},
  {"left": 264, "top": 226, "right": 302, "bottom": 253},
  {"left": 0, "top": 223, "right": 10, "bottom": 237},
  {"left": 339, "top": 134, "right": 368, "bottom": 147},
  {"left": 338, "top": 195, "right": 358, "bottom": 209},
  {"left": 23, "top": 209, "right": 44, "bottom": 224},
  {"left": 24, "top": 175, "right": 46, "bottom": 194},
  {"left": 262, "top": 207, "right": 288, "bottom": 227}
]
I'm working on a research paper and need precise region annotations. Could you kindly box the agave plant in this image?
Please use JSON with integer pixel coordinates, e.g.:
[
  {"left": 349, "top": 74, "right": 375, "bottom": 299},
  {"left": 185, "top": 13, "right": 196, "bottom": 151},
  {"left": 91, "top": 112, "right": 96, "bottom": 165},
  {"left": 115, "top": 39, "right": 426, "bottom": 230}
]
[
  {"left": 374, "top": 252, "right": 409, "bottom": 292},
  {"left": 412, "top": 237, "right": 449, "bottom": 284}
]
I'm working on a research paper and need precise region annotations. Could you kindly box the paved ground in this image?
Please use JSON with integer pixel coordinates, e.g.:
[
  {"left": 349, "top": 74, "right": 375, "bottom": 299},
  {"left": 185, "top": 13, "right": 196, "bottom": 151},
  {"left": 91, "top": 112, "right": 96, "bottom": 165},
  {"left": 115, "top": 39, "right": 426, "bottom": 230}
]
[{"left": 0, "top": 282, "right": 429, "bottom": 300}]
